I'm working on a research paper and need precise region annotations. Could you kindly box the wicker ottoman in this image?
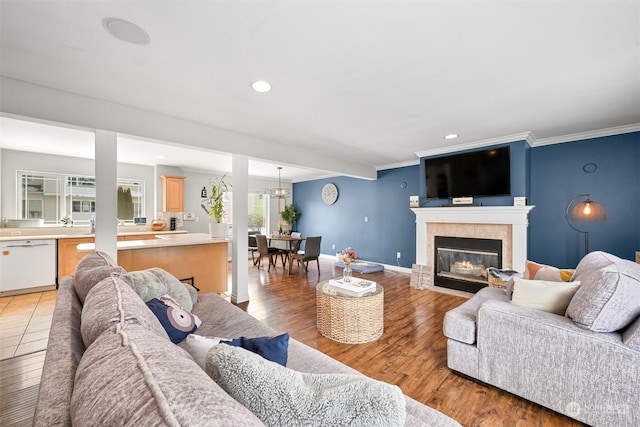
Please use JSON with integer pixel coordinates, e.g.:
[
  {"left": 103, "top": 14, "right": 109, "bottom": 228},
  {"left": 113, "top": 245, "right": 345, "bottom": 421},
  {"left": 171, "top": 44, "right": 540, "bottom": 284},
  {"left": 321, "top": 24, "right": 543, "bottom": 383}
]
[{"left": 316, "top": 281, "right": 384, "bottom": 344}]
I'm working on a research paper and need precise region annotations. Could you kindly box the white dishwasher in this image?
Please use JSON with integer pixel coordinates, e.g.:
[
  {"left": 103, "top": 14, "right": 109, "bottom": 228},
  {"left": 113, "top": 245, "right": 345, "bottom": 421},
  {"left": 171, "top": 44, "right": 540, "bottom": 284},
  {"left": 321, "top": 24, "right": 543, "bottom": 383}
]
[{"left": 0, "top": 239, "right": 57, "bottom": 296}]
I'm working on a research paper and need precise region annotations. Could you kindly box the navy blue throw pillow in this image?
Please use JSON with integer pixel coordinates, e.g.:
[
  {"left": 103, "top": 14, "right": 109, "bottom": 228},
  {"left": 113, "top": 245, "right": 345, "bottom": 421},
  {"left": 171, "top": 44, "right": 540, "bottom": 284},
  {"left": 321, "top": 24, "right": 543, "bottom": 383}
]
[
  {"left": 146, "top": 296, "right": 201, "bottom": 344},
  {"left": 223, "top": 333, "right": 289, "bottom": 366}
]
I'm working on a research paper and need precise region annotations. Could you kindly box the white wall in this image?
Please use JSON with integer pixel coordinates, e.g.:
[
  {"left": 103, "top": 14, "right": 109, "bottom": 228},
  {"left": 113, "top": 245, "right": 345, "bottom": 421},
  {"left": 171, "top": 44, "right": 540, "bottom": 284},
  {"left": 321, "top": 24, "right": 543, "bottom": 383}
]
[{"left": 1, "top": 149, "right": 155, "bottom": 221}]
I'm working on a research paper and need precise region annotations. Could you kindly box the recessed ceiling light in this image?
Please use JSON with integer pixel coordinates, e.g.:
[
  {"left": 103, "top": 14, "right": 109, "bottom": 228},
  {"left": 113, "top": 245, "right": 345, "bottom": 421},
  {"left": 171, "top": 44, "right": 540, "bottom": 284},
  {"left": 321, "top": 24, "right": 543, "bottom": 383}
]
[
  {"left": 444, "top": 134, "right": 459, "bottom": 140},
  {"left": 102, "top": 17, "right": 150, "bottom": 45},
  {"left": 251, "top": 80, "right": 272, "bottom": 93}
]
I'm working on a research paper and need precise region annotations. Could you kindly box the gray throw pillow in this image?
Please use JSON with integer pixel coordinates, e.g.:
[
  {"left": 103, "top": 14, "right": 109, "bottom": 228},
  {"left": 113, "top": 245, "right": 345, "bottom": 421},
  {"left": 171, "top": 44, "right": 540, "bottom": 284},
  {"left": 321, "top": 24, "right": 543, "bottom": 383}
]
[
  {"left": 566, "top": 251, "right": 640, "bottom": 332},
  {"left": 206, "top": 344, "right": 406, "bottom": 427},
  {"left": 123, "top": 267, "right": 195, "bottom": 311}
]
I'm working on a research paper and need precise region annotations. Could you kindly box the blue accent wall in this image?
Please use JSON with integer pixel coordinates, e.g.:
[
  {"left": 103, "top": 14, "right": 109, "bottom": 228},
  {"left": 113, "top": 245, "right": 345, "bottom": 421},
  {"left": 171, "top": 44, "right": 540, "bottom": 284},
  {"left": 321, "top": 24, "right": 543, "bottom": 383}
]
[
  {"left": 528, "top": 132, "right": 640, "bottom": 266},
  {"left": 293, "top": 132, "right": 640, "bottom": 268},
  {"left": 294, "top": 166, "right": 419, "bottom": 267}
]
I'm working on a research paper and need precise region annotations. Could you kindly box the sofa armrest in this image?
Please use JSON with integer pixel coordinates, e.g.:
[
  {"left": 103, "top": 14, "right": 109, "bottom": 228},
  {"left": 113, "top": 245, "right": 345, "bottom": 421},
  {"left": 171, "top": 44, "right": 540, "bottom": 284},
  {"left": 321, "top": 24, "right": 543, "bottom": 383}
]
[
  {"left": 476, "top": 299, "right": 640, "bottom": 426},
  {"left": 33, "top": 278, "right": 85, "bottom": 427}
]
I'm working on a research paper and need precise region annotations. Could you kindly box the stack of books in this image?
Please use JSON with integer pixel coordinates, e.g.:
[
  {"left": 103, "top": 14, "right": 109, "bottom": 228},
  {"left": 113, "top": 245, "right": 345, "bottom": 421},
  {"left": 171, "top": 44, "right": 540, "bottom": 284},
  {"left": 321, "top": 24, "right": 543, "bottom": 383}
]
[{"left": 329, "top": 278, "right": 377, "bottom": 296}]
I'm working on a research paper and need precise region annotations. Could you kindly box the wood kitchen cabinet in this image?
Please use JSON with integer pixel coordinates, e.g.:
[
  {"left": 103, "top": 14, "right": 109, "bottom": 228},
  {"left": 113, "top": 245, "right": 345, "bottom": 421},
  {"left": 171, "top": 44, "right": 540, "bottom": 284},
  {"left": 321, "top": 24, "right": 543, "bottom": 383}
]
[
  {"left": 161, "top": 175, "right": 185, "bottom": 212},
  {"left": 57, "top": 236, "right": 94, "bottom": 282},
  {"left": 57, "top": 233, "right": 167, "bottom": 282}
]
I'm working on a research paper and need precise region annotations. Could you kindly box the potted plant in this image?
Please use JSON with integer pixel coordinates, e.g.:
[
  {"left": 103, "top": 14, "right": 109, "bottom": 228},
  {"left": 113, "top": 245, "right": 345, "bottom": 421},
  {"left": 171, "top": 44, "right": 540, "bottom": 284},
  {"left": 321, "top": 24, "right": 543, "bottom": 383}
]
[
  {"left": 201, "top": 174, "right": 231, "bottom": 238},
  {"left": 280, "top": 204, "right": 301, "bottom": 233}
]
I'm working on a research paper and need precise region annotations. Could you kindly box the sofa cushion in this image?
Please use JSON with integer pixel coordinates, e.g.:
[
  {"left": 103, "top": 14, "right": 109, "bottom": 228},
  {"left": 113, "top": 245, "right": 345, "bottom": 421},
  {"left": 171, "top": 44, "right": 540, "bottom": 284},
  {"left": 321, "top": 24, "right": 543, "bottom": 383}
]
[
  {"left": 123, "top": 267, "right": 196, "bottom": 311},
  {"left": 81, "top": 276, "right": 169, "bottom": 348},
  {"left": 622, "top": 315, "right": 640, "bottom": 351},
  {"left": 511, "top": 277, "right": 581, "bottom": 315},
  {"left": 206, "top": 344, "right": 406, "bottom": 427},
  {"left": 74, "top": 251, "right": 126, "bottom": 303},
  {"left": 566, "top": 251, "right": 640, "bottom": 332},
  {"left": 71, "top": 323, "right": 264, "bottom": 426}
]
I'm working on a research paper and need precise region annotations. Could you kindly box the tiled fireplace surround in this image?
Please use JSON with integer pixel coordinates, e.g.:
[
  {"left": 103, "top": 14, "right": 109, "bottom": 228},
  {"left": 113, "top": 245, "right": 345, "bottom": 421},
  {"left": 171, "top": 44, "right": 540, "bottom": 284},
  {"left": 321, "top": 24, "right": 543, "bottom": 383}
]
[{"left": 412, "top": 206, "right": 535, "bottom": 289}]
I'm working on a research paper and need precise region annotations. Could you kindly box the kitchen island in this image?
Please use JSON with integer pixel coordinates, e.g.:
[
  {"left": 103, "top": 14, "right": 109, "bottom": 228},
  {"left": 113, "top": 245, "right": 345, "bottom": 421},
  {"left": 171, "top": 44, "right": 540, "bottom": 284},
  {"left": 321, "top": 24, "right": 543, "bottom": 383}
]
[{"left": 77, "top": 233, "right": 228, "bottom": 294}]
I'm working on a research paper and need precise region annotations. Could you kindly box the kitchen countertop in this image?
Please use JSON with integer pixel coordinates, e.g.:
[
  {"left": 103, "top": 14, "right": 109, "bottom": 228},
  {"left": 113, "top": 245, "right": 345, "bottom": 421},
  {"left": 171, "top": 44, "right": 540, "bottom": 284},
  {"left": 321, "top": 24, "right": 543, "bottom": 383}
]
[
  {"left": 77, "top": 233, "right": 228, "bottom": 252},
  {"left": 0, "top": 229, "right": 186, "bottom": 242}
]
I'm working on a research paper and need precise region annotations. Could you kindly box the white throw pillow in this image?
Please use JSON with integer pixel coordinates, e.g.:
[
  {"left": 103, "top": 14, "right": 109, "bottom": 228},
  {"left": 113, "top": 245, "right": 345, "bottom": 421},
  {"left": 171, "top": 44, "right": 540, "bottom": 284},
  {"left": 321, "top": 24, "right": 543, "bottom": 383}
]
[
  {"left": 511, "top": 277, "right": 581, "bottom": 315},
  {"left": 180, "top": 334, "right": 227, "bottom": 369}
]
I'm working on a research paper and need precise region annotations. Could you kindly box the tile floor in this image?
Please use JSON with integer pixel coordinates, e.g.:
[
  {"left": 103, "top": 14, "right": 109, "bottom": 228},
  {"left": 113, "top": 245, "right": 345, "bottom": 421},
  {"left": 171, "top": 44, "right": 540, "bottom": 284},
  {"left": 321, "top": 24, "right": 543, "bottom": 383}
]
[{"left": 0, "top": 291, "right": 57, "bottom": 361}]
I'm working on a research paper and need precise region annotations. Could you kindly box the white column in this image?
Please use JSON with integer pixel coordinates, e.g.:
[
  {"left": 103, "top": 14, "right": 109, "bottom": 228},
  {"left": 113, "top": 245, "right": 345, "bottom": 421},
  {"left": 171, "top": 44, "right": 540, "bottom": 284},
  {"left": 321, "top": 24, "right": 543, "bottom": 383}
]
[
  {"left": 231, "top": 154, "right": 249, "bottom": 303},
  {"left": 94, "top": 130, "right": 118, "bottom": 260},
  {"left": 512, "top": 219, "right": 530, "bottom": 273},
  {"left": 415, "top": 219, "right": 428, "bottom": 265}
]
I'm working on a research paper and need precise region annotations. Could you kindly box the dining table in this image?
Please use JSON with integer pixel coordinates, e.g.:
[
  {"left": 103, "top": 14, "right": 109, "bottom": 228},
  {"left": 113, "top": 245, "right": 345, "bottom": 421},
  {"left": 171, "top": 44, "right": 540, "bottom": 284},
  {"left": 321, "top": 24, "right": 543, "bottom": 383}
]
[{"left": 268, "top": 234, "right": 305, "bottom": 274}]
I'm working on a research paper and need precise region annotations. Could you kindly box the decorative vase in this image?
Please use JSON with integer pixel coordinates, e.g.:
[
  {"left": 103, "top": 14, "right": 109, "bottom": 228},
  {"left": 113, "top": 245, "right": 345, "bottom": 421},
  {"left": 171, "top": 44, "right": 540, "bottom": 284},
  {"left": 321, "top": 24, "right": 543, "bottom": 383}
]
[
  {"left": 343, "top": 262, "right": 352, "bottom": 283},
  {"left": 209, "top": 222, "right": 227, "bottom": 239}
]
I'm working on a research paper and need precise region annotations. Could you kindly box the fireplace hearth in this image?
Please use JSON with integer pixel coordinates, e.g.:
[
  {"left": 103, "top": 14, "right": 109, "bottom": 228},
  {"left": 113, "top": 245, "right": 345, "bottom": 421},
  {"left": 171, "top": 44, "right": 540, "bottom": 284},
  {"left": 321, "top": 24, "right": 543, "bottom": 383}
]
[{"left": 434, "top": 236, "right": 502, "bottom": 293}]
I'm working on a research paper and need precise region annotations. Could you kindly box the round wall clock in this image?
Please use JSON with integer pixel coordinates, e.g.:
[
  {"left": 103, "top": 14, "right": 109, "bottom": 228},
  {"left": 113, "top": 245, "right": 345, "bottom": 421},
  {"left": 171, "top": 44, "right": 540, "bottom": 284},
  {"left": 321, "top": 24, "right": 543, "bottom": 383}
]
[{"left": 321, "top": 183, "right": 339, "bottom": 205}]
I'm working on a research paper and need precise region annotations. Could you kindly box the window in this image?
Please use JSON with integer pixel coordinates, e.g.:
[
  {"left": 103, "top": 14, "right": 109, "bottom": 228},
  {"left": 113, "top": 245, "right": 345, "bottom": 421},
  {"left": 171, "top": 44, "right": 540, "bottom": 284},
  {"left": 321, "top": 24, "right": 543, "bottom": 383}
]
[
  {"left": 17, "top": 170, "right": 145, "bottom": 225},
  {"left": 248, "top": 192, "right": 268, "bottom": 234}
]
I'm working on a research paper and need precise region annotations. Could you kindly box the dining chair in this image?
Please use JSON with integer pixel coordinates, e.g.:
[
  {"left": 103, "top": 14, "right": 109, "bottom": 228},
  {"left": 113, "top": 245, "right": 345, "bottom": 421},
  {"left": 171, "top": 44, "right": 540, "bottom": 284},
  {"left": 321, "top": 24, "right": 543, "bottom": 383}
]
[
  {"left": 255, "top": 234, "right": 287, "bottom": 271},
  {"left": 291, "top": 236, "right": 321, "bottom": 273},
  {"left": 290, "top": 232, "right": 304, "bottom": 255},
  {"left": 248, "top": 234, "right": 259, "bottom": 266}
]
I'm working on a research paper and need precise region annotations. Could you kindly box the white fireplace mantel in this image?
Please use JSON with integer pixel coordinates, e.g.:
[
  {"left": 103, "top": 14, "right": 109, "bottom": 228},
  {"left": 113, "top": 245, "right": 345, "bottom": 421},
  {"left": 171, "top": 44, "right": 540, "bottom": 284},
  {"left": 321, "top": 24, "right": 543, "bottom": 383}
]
[{"left": 411, "top": 206, "right": 535, "bottom": 274}]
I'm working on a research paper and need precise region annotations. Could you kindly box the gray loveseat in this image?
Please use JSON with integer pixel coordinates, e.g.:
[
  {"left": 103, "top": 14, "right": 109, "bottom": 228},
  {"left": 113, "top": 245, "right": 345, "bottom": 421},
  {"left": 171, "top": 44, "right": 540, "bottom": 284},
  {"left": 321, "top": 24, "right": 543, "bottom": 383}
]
[
  {"left": 443, "top": 251, "right": 640, "bottom": 426},
  {"left": 34, "top": 251, "right": 459, "bottom": 426}
]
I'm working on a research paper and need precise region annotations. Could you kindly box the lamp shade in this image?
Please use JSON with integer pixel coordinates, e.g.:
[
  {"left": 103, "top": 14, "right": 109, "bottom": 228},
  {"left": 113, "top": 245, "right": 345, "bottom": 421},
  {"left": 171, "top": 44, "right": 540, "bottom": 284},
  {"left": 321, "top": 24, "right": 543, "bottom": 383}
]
[
  {"left": 565, "top": 193, "right": 606, "bottom": 257},
  {"left": 571, "top": 199, "right": 606, "bottom": 222}
]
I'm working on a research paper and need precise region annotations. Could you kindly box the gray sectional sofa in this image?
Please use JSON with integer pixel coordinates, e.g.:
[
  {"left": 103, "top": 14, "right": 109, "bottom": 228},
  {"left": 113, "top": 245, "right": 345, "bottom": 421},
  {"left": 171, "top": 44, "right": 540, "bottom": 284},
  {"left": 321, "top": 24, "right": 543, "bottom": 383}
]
[
  {"left": 34, "top": 251, "right": 459, "bottom": 426},
  {"left": 444, "top": 251, "right": 640, "bottom": 426}
]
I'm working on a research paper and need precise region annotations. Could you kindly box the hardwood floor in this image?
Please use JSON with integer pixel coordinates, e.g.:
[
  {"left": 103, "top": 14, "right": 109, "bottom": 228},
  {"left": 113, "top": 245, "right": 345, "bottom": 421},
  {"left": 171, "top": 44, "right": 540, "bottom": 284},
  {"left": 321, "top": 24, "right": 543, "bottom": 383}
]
[{"left": 0, "top": 258, "right": 584, "bottom": 426}]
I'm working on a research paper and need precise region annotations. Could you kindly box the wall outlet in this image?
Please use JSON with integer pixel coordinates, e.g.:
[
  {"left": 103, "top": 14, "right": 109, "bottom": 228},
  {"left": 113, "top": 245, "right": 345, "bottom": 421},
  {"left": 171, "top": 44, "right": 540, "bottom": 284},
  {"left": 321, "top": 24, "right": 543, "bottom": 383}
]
[
  {"left": 332, "top": 244, "right": 335, "bottom": 250},
  {"left": 397, "top": 251, "right": 401, "bottom": 259}
]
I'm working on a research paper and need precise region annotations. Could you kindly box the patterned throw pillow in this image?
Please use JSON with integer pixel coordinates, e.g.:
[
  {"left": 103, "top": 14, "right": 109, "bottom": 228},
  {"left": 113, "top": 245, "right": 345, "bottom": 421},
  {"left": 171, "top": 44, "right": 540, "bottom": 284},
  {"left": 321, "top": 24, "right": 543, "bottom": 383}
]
[
  {"left": 523, "top": 261, "right": 575, "bottom": 282},
  {"left": 146, "top": 294, "right": 202, "bottom": 344}
]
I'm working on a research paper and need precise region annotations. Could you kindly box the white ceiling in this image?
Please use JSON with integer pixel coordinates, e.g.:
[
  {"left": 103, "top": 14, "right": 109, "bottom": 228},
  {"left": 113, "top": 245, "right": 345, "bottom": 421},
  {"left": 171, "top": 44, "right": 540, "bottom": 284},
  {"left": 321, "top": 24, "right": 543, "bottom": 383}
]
[{"left": 0, "top": 1, "right": 639, "bottom": 181}]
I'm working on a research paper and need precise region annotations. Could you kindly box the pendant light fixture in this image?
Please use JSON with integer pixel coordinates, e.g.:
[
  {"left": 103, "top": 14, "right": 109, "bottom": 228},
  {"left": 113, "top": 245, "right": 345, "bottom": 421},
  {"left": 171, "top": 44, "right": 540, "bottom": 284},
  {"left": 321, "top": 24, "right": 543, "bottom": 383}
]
[
  {"left": 270, "top": 167, "right": 290, "bottom": 199},
  {"left": 270, "top": 167, "right": 290, "bottom": 212}
]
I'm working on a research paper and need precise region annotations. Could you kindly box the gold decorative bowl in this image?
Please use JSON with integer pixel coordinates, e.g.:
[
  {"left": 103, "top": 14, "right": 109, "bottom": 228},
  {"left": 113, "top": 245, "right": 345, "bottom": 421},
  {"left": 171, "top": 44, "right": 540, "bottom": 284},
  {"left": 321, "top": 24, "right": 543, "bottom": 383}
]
[{"left": 151, "top": 219, "right": 166, "bottom": 231}]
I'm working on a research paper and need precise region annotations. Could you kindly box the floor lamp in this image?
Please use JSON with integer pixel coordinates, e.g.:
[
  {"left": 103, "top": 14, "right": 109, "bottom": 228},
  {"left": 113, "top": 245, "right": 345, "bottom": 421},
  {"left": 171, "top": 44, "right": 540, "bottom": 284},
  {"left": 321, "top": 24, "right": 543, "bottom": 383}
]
[{"left": 565, "top": 194, "right": 606, "bottom": 256}]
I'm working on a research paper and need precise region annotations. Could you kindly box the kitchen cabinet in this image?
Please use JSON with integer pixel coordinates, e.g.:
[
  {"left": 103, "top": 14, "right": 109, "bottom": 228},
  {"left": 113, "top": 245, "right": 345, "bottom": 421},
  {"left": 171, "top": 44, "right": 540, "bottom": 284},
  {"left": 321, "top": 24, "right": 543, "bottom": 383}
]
[
  {"left": 57, "top": 237, "right": 94, "bottom": 281},
  {"left": 161, "top": 175, "right": 185, "bottom": 212},
  {"left": 57, "top": 233, "right": 172, "bottom": 281}
]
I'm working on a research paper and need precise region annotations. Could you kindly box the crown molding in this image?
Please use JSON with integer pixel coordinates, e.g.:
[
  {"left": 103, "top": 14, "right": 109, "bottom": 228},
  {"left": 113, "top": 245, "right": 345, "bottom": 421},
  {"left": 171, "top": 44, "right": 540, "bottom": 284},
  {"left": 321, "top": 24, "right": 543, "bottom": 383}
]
[
  {"left": 414, "top": 131, "right": 534, "bottom": 158},
  {"left": 532, "top": 123, "right": 640, "bottom": 147},
  {"left": 377, "top": 158, "right": 420, "bottom": 172}
]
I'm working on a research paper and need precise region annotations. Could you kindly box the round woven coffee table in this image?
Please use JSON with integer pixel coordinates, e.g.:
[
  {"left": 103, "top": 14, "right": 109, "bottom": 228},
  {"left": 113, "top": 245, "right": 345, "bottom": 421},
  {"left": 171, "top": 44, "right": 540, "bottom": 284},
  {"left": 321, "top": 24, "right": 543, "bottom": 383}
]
[{"left": 316, "top": 280, "right": 384, "bottom": 344}]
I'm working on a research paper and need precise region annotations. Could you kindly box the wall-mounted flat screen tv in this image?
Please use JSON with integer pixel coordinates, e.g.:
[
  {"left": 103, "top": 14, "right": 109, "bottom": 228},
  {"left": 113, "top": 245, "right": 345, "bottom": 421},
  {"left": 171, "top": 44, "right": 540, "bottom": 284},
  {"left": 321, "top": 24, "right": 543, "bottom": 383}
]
[{"left": 424, "top": 146, "right": 511, "bottom": 199}]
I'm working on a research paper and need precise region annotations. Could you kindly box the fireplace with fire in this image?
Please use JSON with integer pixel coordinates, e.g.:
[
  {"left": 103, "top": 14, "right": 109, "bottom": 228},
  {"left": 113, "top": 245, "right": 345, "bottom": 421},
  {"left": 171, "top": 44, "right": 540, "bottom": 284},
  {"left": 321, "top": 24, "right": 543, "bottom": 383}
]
[{"left": 434, "top": 236, "right": 502, "bottom": 293}]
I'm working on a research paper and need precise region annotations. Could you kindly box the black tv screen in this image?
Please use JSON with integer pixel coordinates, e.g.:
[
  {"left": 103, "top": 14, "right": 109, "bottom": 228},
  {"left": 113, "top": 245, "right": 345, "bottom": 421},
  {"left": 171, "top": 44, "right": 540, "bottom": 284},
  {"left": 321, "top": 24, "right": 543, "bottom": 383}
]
[{"left": 425, "top": 146, "right": 511, "bottom": 199}]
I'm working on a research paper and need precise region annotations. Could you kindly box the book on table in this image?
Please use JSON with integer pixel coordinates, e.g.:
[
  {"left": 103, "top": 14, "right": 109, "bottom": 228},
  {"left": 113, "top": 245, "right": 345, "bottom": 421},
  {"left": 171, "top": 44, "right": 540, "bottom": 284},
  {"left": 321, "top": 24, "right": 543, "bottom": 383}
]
[{"left": 329, "top": 278, "right": 377, "bottom": 296}]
